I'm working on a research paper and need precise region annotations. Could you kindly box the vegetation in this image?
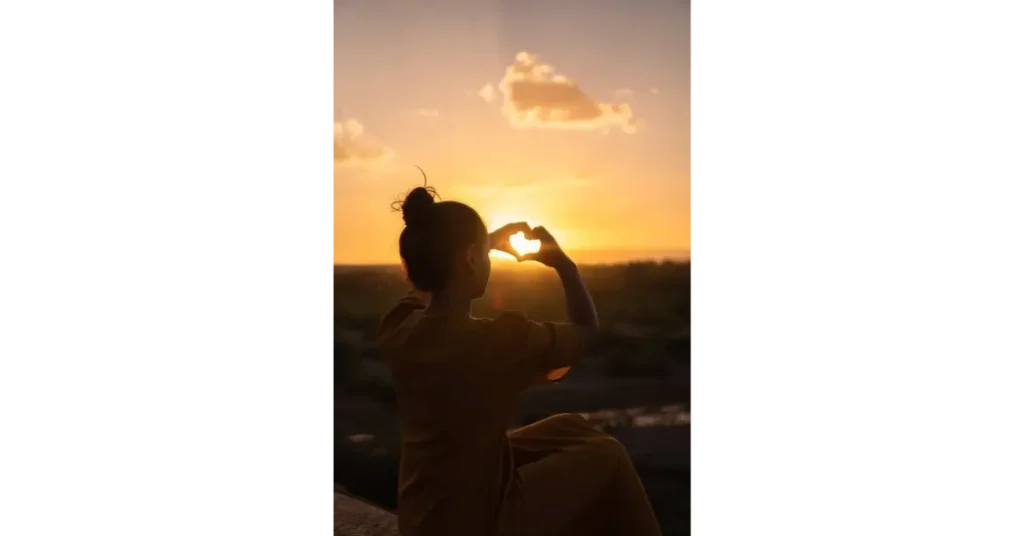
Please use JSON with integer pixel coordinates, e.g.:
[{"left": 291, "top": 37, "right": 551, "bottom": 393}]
[{"left": 335, "top": 261, "right": 690, "bottom": 396}]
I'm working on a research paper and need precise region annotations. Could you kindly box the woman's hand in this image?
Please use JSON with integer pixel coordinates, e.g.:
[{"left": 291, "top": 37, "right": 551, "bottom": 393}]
[
  {"left": 519, "top": 226, "right": 573, "bottom": 269},
  {"left": 488, "top": 221, "right": 531, "bottom": 260}
]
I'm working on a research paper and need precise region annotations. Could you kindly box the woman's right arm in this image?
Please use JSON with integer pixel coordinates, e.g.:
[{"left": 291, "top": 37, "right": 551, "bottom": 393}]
[
  {"left": 493, "top": 225, "right": 600, "bottom": 387},
  {"left": 520, "top": 226, "right": 599, "bottom": 334},
  {"left": 554, "top": 259, "right": 599, "bottom": 333}
]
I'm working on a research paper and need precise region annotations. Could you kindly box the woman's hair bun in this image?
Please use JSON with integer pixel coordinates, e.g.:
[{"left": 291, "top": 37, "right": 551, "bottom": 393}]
[{"left": 401, "top": 186, "right": 436, "bottom": 226}]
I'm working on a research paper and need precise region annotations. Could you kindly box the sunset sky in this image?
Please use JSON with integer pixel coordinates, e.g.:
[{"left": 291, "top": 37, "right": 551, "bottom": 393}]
[{"left": 335, "top": 0, "right": 689, "bottom": 265}]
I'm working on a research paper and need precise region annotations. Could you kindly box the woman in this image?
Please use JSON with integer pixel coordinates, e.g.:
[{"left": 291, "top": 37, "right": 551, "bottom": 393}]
[{"left": 377, "top": 184, "right": 662, "bottom": 536}]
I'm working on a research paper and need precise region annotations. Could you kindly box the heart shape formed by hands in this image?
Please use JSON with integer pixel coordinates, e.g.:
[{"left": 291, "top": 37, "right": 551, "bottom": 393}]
[
  {"left": 489, "top": 222, "right": 533, "bottom": 260},
  {"left": 509, "top": 231, "right": 541, "bottom": 256}
]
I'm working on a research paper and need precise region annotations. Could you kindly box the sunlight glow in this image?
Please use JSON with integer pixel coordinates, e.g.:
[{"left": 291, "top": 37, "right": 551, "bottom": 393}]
[
  {"left": 510, "top": 232, "right": 541, "bottom": 256},
  {"left": 490, "top": 250, "right": 517, "bottom": 261},
  {"left": 485, "top": 211, "right": 535, "bottom": 232}
]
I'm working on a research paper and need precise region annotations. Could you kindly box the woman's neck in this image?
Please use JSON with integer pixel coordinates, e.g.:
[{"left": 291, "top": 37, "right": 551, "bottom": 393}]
[{"left": 424, "top": 288, "right": 472, "bottom": 318}]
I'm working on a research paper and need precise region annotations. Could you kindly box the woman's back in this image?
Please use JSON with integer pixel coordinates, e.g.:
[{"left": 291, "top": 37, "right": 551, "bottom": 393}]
[{"left": 379, "top": 294, "right": 569, "bottom": 536}]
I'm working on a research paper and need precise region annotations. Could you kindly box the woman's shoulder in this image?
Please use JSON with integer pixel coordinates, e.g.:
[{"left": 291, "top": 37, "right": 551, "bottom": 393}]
[
  {"left": 470, "top": 310, "right": 535, "bottom": 339},
  {"left": 378, "top": 293, "right": 428, "bottom": 349}
]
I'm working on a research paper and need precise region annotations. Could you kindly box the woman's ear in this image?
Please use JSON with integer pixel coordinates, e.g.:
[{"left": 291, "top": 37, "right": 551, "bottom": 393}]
[{"left": 463, "top": 244, "right": 478, "bottom": 270}]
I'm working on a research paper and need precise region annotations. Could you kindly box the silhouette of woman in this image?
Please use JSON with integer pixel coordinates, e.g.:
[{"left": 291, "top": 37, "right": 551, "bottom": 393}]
[{"left": 377, "top": 179, "right": 662, "bottom": 536}]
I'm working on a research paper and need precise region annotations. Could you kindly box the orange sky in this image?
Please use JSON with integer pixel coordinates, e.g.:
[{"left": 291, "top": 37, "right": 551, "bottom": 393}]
[{"left": 335, "top": 0, "right": 689, "bottom": 265}]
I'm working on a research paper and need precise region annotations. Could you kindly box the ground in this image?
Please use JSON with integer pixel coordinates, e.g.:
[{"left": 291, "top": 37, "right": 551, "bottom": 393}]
[{"left": 335, "top": 489, "right": 398, "bottom": 536}]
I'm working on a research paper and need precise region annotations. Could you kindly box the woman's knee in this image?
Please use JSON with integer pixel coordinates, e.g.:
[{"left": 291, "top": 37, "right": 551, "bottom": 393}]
[
  {"left": 550, "top": 412, "right": 589, "bottom": 426},
  {"left": 545, "top": 414, "right": 622, "bottom": 444},
  {"left": 586, "top": 433, "right": 630, "bottom": 462},
  {"left": 537, "top": 412, "right": 599, "bottom": 433},
  {"left": 601, "top": 434, "right": 628, "bottom": 453}
]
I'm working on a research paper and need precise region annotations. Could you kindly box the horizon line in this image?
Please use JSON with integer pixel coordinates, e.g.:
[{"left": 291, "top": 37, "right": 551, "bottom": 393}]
[
  {"left": 336, "top": 249, "right": 689, "bottom": 267},
  {"left": 335, "top": 256, "right": 690, "bottom": 268}
]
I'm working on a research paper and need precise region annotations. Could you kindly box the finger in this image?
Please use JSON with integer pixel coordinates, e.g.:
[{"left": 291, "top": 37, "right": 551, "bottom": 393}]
[
  {"left": 493, "top": 243, "right": 521, "bottom": 261},
  {"left": 496, "top": 241, "right": 516, "bottom": 255},
  {"left": 527, "top": 226, "right": 555, "bottom": 243},
  {"left": 490, "top": 237, "right": 513, "bottom": 252},
  {"left": 519, "top": 252, "right": 537, "bottom": 262},
  {"left": 504, "top": 247, "right": 522, "bottom": 261},
  {"left": 500, "top": 221, "right": 531, "bottom": 236}
]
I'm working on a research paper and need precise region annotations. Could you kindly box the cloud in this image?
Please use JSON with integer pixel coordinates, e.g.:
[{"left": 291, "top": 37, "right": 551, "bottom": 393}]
[
  {"left": 614, "top": 88, "right": 635, "bottom": 100},
  {"left": 415, "top": 108, "right": 440, "bottom": 118},
  {"left": 650, "top": 87, "right": 660, "bottom": 94},
  {"left": 482, "top": 51, "right": 638, "bottom": 134},
  {"left": 334, "top": 119, "right": 394, "bottom": 169},
  {"left": 477, "top": 84, "right": 497, "bottom": 103}
]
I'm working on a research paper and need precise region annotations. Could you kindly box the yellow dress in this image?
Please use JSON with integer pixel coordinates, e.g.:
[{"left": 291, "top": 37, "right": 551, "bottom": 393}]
[{"left": 378, "top": 293, "right": 661, "bottom": 536}]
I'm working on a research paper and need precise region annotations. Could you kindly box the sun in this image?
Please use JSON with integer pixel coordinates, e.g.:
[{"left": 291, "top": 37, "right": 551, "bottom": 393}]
[{"left": 509, "top": 232, "right": 541, "bottom": 255}]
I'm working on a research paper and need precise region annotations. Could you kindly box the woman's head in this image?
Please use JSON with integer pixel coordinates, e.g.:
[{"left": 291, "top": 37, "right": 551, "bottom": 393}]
[{"left": 395, "top": 184, "right": 490, "bottom": 297}]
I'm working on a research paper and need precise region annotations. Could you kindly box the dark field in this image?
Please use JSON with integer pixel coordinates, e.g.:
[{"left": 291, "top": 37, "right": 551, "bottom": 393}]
[{"left": 335, "top": 261, "right": 690, "bottom": 535}]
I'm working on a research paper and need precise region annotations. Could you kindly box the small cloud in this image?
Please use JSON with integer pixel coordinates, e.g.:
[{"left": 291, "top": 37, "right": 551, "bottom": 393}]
[
  {"left": 477, "top": 84, "right": 497, "bottom": 103},
  {"left": 415, "top": 108, "right": 440, "bottom": 118},
  {"left": 484, "top": 51, "right": 638, "bottom": 134},
  {"left": 341, "top": 118, "right": 363, "bottom": 138},
  {"left": 650, "top": 87, "right": 660, "bottom": 94},
  {"left": 334, "top": 119, "right": 394, "bottom": 169},
  {"left": 614, "top": 88, "right": 635, "bottom": 100}
]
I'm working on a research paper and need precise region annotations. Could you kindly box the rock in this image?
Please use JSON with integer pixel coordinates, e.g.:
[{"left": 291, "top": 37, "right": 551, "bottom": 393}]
[{"left": 335, "top": 491, "right": 399, "bottom": 536}]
